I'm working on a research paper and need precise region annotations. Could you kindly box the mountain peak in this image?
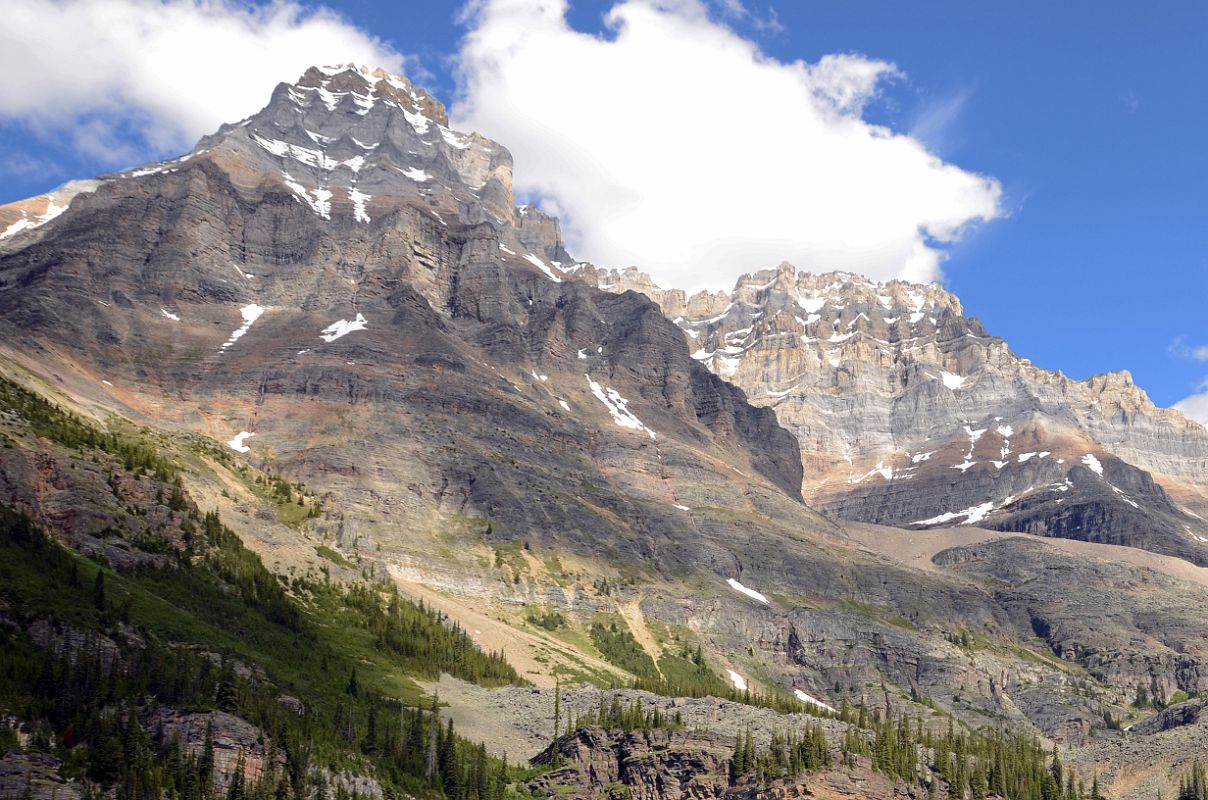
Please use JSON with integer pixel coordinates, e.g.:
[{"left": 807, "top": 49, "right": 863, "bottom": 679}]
[
  {"left": 577, "top": 258, "right": 1208, "bottom": 560},
  {"left": 178, "top": 62, "right": 518, "bottom": 229},
  {"left": 293, "top": 64, "right": 450, "bottom": 127}
]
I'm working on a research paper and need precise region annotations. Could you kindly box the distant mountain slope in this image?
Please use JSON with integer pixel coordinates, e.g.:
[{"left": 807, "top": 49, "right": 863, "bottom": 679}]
[{"left": 578, "top": 261, "right": 1208, "bottom": 564}]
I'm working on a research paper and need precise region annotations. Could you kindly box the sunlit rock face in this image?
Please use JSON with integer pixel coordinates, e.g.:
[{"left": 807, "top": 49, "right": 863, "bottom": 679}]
[{"left": 581, "top": 260, "right": 1208, "bottom": 563}]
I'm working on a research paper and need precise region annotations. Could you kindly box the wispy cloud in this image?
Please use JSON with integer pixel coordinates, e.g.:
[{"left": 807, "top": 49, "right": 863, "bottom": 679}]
[
  {"left": 714, "top": 0, "right": 748, "bottom": 18},
  {"left": 751, "top": 7, "right": 784, "bottom": 34},
  {"left": 1169, "top": 336, "right": 1208, "bottom": 361},
  {"left": 0, "top": 149, "right": 65, "bottom": 181},
  {"left": 711, "top": 0, "right": 783, "bottom": 32},
  {"left": 1169, "top": 338, "right": 1208, "bottom": 424},
  {"left": 909, "top": 88, "right": 973, "bottom": 156}
]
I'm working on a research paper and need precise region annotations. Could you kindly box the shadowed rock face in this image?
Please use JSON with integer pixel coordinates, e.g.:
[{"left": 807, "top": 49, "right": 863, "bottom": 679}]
[
  {"left": 580, "top": 261, "right": 1208, "bottom": 564},
  {"left": 934, "top": 537, "right": 1208, "bottom": 698},
  {"left": 1128, "top": 699, "right": 1204, "bottom": 736}
]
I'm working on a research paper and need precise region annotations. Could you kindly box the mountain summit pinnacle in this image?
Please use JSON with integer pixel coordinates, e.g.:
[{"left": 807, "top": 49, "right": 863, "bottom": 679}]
[{"left": 186, "top": 63, "right": 518, "bottom": 228}]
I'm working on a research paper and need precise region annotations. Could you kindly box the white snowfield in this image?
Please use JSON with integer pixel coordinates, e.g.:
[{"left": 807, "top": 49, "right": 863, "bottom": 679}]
[
  {"left": 523, "top": 253, "right": 563, "bottom": 283},
  {"left": 914, "top": 493, "right": 1017, "bottom": 527},
  {"left": 1, "top": 197, "right": 67, "bottom": 240},
  {"left": 440, "top": 127, "right": 471, "bottom": 150},
  {"left": 281, "top": 172, "right": 332, "bottom": 219},
  {"left": 221, "top": 304, "right": 265, "bottom": 351},
  {"left": 727, "top": 670, "right": 748, "bottom": 691},
  {"left": 914, "top": 502, "right": 994, "bottom": 526},
  {"left": 227, "top": 431, "right": 255, "bottom": 453},
  {"left": 252, "top": 132, "right": 368, "bottom": 174},
  {"left": 852, "top": 462, "right": 893, "bottom": 483},
  {"left": 399, "top": 166, "right": 430, "bottom": 182},
  {"left": 320, "top": 313, "right": 368, "bottom": 343},
  {"left": 793, "top": 689, "right": 837, "bottom": 713},
  {"left": 585, "top": 375, "right": 657, "bottom": 439},
  {"left": 348, "top": 187, "right": 371, "bottom": 223},
  {"left": 939, "top": 371, "right": 966, "bottom": 390},
  {"left": 949, "top": 425, "right": 986, "bottom": 472},
  {"left": 1082, "top": 453, "right": 1104, "bottom": 476},
  {"left": 726, "top": 578, "right": 769, "bottom": 604}
]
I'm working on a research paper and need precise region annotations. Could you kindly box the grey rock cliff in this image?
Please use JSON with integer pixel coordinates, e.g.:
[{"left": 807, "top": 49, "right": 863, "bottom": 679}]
[{"left": 579, "top": 261, "right": 1208, "bottom": 563}]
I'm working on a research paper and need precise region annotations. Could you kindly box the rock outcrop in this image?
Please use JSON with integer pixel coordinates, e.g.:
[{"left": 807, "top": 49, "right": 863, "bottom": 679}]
[
  {"left": 530, "top": 728, "right": 733, "bottom": 799},
  {"left": 1129, "top": 699, "right": 1205, "bottom": 736},
  {"left": 0, "top": 750, "right": 83, "bottom": 800}
]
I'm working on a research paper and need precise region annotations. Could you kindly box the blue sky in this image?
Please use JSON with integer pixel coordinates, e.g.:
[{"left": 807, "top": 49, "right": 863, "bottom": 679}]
[{"left": 1, "top": 0, "right": 1205, "bottom": 412}]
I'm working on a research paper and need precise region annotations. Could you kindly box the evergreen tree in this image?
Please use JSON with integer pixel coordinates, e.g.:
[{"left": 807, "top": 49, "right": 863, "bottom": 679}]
[
  {"left": 227, "top": 755, "right": 246, "bottom": 800},
  {"left": 1177, "top": 762, "right": 1206, "bottom": 800},
  {"left": 93, "top": 569, "right": 106, "bottom": 611},
  {"left": 440, "top": 718, "right": 460, "bottom": 799},
  {"left": 424, "top": 699, "right": 440, "bottom": 783},
  {"left": 200, "top": 722, "right": 216, "bottom": 799},
  {"left": 361, "top": 706, "right": 378, "bottom": 755}
]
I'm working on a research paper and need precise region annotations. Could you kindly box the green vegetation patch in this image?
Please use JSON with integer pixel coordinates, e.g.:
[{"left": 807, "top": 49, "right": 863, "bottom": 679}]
[
  {"left": 589, "top": 618, "right": 657, "bottom": 678},
  {"left": 0, "top": 498, "right": 528, "bottom": 800},
  {"left": 0, "top": 375, "right": 179, "bottom": 480},
  {"left": 316, "top": 544, "right": 355, "bottom": 569}
]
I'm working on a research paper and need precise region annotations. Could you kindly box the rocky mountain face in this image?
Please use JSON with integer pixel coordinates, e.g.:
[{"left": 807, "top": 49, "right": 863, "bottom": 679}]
[
  {"left": 4, "top": 64, "right": 1208, "bottom": 800},
  {"left": 580, "top": 261, "right": 1208, "bottom": 564},
  {"left": 0, "top": 64, "right": 806, "bottom": 548}
]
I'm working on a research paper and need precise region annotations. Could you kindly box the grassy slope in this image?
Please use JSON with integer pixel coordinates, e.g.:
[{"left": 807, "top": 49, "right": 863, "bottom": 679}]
[{"left": 0, "top": 369, "right": 531, "bottom": 798}]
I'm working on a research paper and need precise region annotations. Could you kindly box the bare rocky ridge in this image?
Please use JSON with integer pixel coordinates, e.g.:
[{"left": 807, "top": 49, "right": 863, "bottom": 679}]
[{"left": 579, "top": 261, "right": 1208, "bottom": 563}]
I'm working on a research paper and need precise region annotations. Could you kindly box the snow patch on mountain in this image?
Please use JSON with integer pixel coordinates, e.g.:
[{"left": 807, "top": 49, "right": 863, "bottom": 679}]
[
  {"left": 348, "top": 188, "right": 371, "bottom": 223},
  {"left": 1, "top": 197, "right": 67, "bottom": 240},
  {"left": 726, "top": 578, "right": 769, "bottom": 604},
  {"left": 940, "top": 371, "right": 966, "bottom": 390},
  {"left": 586, "top": 375, "right": 657, "bottom": 439},
  {"left": 227, "top": 431, "right": 255, "bottom": 453},
  {"left": 523, "top": 253, "right": 562, "bottom": 282},
  {"left": 914, "top": 494, "right": 1016, "bottom": 527},
  {"left": 794, "top": 689, "right": 837, "bottom": 713},
  {"left": 221, "top": 305, "right": 265, "bottom": 351},
  {"left": 320, "top": 313, "right": 368, "bottom": 343}
]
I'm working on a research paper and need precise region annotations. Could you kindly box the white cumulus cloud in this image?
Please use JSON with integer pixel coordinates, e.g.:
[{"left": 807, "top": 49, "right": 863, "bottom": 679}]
[
  {"left": 453, "top": 0, "right": 1002, "bottom": 290},
  {"left": 0, "top": 0, "right": 404, "bottom": 164},
  {"left": 1175, "top": 379, "right": 1208, "bottom": 427}
]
